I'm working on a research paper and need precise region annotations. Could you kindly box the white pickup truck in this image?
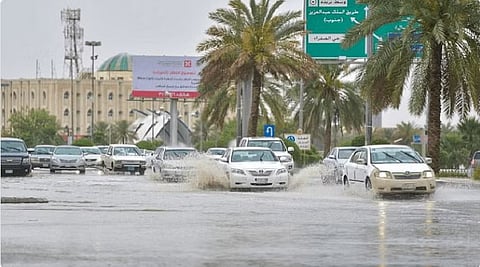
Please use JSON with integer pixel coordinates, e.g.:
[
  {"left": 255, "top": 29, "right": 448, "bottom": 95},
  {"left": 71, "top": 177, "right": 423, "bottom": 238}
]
[{"left": 238, "top": 137, "right": 295, "bottom": 173}]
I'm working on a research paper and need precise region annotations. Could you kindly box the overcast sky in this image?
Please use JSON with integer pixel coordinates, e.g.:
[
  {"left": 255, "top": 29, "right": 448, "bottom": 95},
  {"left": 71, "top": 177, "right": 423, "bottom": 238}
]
[
  {"left": 0, "top": 0, "right": 302, "bottom": 79},
  {"left": 1, "top": 0, "right": 468, "bottom": 128}
]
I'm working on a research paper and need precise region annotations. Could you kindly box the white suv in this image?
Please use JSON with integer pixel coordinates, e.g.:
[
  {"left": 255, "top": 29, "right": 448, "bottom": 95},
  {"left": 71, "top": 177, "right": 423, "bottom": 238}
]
[{"left": 238, "top": 137, "right": 294, "bottom": 173}]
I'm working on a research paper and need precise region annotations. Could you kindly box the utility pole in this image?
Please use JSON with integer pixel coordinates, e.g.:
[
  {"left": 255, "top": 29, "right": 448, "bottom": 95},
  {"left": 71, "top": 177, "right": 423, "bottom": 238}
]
[{"left": 85, "top": 41, "right": 101, "bottom": 142}]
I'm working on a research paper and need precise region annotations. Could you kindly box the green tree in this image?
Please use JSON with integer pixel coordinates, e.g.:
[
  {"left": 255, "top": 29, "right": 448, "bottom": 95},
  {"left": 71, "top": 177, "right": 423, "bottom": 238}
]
[
  {"left": 93, "top": 121, "right": 111, "bottom": 145},
  {"left": 393, "top": 121, "right": 421, "bottom": 145},
  {"left": 342, "top": 0, "right": 480, "bottom": 172},
  {"left": 8, "top": 109, "right": 63, "bottom": 147},
  {"left": 440, "top": 131, "right": 470, "bottom": 169},
  {"left": 197, "top": 0, "right": 315, "bottom": 136},
  {"left": 295, "top": 64, "right": 364, "bottom": 156},
  {"left": 111, "top": 120, "right": 137, "bottom": 144},
  {"left": 457, "top": 117, "right": 480, "bottom": 158}
]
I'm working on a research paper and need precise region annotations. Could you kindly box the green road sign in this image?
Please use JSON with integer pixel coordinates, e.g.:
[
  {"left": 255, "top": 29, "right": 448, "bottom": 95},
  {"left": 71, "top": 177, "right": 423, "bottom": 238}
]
[{"left": 305, "top": 0, "right": 407, "bottom": 59}]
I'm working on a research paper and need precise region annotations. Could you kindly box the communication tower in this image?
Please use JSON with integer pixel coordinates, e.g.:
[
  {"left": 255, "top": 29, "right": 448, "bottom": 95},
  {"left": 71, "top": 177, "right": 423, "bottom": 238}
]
[{"left": 61, "top": 8, "right": 84, "bottom": 78}]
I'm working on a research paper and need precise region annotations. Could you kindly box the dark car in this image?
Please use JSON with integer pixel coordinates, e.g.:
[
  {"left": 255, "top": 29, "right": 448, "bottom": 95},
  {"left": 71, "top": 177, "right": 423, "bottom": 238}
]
[{"left": 1, "top": 137, "right": 32, "bottom": 177}]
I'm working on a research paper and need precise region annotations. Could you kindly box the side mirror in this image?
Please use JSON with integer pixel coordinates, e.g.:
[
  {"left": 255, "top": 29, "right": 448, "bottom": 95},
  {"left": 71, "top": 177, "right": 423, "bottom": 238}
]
[
  {"left": 287, "top": 147, "right": 294, "bottom": 152},
  {"left": 328, "top": 155, "right": 336, "bottom": 159},
  {"left": 424, "top": 157, "right": 432, "bottom": 164}
]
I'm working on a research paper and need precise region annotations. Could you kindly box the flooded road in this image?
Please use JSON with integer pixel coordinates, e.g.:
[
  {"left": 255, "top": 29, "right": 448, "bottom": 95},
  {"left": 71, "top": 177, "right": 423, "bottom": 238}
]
[{"left": 2, "top": 166, "right": 480, "bottom": 266}]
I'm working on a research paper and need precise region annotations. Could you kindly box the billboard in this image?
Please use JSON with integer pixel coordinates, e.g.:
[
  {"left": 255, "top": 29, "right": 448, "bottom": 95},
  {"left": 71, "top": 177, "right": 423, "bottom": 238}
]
[{"left": 132, "top": 55, "right": 202, "bottom": 98}]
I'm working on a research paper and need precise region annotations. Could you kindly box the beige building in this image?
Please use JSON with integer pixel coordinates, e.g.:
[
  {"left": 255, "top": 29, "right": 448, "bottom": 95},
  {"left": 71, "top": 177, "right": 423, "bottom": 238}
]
[{"left": 1, "top": 53, "right": 198, "bottom": 141}]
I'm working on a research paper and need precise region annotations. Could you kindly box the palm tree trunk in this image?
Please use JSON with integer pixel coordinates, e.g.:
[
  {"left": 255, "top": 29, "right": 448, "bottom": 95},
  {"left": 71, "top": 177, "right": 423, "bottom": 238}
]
[
  {"left": 248, "top": 70, "right": 262, "bottom": 136},
  {"left": 324, "top": 115, "right": 332, "bottom": 158},
  {"left": 427, "top": 42, "right": 442, "bottom": 173}
]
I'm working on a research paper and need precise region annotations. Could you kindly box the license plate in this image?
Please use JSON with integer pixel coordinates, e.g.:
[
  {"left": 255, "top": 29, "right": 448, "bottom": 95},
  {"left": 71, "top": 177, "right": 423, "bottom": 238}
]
[
  {"left": 127, "top": 166, "right": 135, "bottom": 171},
  {"left": 402, "top": 183, "right": 415, "bottom": 190},
  {"left": 256, "top": 178, "right": 268, "bottom": 184},
  {"left": 5, "top": 170, "right": 13, "bottom": 174},
  {"left": 42, "top": 163, "right": 49, "bottom": 167}
]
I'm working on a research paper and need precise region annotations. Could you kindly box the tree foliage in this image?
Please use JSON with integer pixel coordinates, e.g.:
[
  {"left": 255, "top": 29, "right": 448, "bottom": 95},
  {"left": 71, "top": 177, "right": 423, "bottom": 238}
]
[{"left": 7, "top": 109, "right": 63, "bottom": 147}]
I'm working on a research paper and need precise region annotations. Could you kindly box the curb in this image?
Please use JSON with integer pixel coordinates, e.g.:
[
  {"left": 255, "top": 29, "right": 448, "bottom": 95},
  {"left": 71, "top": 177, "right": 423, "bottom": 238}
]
[{"left": 1, "top": 197, "right": 49, "bottom": 204}]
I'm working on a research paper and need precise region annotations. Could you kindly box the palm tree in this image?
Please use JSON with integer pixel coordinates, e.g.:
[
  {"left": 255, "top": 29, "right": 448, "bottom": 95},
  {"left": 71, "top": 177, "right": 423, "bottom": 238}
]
[
  {"left": 393, "top": 121, "right": 421, "bottom": 146},
  {"left": 342, "top": 0, "right": 480, "bottom": 172},
  {"left": 294, "top": 64, "right": 365, "bottom": 156},
  {"left": 197, "top": 0, "right": 316, "bottom": 136},
  {"left": 112, "top": 120, "right": 137, "bottom": 144},
  {"left": 457, "top": 116, "right": 480, "bottom": 157}
]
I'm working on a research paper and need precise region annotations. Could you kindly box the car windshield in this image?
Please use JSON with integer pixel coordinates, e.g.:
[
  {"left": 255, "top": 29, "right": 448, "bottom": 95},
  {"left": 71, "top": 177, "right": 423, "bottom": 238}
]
[
  {"left": 231, "top": 150, "right": 277, "bottom": 162},
  {"left": 1, "top": 141, "right": 27, "bottom": 152},
  {"left": 114, "top": 147, "right": 141, "bottom": 156},
  {"left": 207, "top": 149, "right": 226, "bottom": 155},
  {"left": 338, "top": 148, "right": 356, "bottom": 159},
  {"left": 370, "top": 147, "right": 423, "bottom": 164},
  {"left": 248, "top": 140, "right": 285, "bottom": 151},
  {"left": 164, "top": 150, "right": 196, "bottom": 160},
  {"left": 81, "top": 147, "right": 101, "bottom": 154},
  {"left": 55, "top": 147, "right": 82, "bottom": 155},
  {"left": 34, "top": 146, "right": 55, "bottom": 154}
]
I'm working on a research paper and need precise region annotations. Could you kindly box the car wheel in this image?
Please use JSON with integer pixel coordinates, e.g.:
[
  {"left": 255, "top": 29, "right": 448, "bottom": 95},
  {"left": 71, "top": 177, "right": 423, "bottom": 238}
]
[
  {"left": 365, "top": 178, "right": 372, "bottom": 191},
  {"left": 79, "top": 169, "right": 86, "bottom": 174},
  {"left": 139, "top": 169, "right": 145, "bottom": 175},
  {"left": 50, "top": 169, "right": 55, "bottom": 173},
  {"left": 343, "top": 176, "right": 350, "bottom": 188}
]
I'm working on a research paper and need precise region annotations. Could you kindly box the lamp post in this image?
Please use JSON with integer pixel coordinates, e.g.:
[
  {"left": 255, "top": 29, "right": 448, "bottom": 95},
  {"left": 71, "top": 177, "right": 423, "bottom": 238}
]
[{"left": 85, "top": 41, "right": 101, "bottom": 142}]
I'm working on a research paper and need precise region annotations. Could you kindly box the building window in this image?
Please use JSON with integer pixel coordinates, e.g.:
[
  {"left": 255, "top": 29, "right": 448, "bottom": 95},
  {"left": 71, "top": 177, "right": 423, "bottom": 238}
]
[
  {"left": 87, "top": 109, "right": 92, "bottom": 117},
  {"left": 64, "top": 91, "right": 69, "bottom": 99},
  {"left": 13, "top": 92, "right": 17, "bottom": 101},
  {"left": 108, "top": 109, "right": 113, "bottom": 117},
  {"left": 43, "top": 91, "right": 47, "bottom": 104},
  {"left": 108, "top": 92, "right": 113, "bottom": 100},
  {"left": 129, "top": 110, "right": 134, "bottom": 117},
  {"left": 64, "top": 109, "right": 69, "bottom": 116},
  {"left": 87, "top": 92, "right": 93, "bottom": 100}
]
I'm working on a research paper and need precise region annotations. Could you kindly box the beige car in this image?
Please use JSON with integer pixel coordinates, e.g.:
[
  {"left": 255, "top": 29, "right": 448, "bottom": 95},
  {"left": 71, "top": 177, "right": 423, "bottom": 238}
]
[{"left": 342, "top": 145, "right": 436, "bottom": 195}]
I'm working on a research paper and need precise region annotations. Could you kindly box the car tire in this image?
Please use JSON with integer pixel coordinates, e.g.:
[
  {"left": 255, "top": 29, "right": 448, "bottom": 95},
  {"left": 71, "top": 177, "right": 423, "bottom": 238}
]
[
  {"left": 343, "top": 176, "right": 350, "bottom": 188},
  {"left": 79, "top": 169, "right": 86, "bottom": 174},
  {"left": 365, "top": 178, "right": 372, "bottom": 191},
  {"left": 139, "top": 169, "right": 145, "bottom": 175},
  {"left": 50, "top": 169, "right": 55, "bottom": 173}
]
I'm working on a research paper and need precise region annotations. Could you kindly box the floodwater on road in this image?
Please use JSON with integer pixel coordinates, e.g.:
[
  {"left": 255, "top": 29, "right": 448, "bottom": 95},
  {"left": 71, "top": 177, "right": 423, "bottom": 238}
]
[{"left": 2, "top": 164, "right": 480, "bottom": 267}]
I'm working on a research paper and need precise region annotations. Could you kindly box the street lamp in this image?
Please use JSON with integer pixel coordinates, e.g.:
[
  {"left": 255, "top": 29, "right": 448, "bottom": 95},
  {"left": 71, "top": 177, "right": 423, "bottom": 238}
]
[{"left": 85, "top": 41, "right": 101, "bottom": 142}]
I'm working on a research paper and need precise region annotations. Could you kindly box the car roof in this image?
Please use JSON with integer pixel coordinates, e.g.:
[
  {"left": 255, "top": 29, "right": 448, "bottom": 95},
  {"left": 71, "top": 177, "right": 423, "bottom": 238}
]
[
  {"left": 1, "top": 137, "right": 25, "bottom": 142},
  {"left": 361, "top": 144, "right": 411, "bottom": 149},
  {"left": 109, "top": 144, "right": 138, "bottom": 147},
  {"left": 242, "top": 137, "right": 282, "bottom": 140},
  {"left": 231, "top": 147, "right": 274, "bottom": 151}
]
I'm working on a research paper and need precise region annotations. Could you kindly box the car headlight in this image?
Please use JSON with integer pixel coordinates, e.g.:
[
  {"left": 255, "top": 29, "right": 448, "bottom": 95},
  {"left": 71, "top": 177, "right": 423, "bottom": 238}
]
[
  {"left": 276, "top": 168, "right": 287, "bottom": 175},
  {"left": 22, "top": 158, "right": 31, "bottom": 164},
  {"left": 422, "top": 170, "right": 434, "bottom": 178},
  {"left": 279, "top": 155, "right": 292, "bottom": 162},
  {"left": 231, "top": 168, "right": 246, "bottom": 175},
  {"left": 374, "top": 170, "right": 392, "bottom": 179},
  {"left": 51, "top": 157, "right": 59, "bottom": 163}
]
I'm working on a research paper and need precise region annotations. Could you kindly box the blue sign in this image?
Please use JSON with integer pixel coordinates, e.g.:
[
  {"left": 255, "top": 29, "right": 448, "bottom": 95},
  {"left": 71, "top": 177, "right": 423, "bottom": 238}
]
[
  {"left": 264, "top": 124, "right": 275, "bottom": 137},
  {"left": 413, "top": 134, "right": 421, "bottom": 144},
  {"left": 286, "top": 135, "right": 296, "bottom": 142}
]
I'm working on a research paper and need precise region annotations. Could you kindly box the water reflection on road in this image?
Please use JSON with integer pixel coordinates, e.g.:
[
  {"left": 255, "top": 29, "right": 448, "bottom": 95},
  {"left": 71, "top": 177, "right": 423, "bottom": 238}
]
[{"left": 1, "top": 165, "right": 480, "bottom": 266}]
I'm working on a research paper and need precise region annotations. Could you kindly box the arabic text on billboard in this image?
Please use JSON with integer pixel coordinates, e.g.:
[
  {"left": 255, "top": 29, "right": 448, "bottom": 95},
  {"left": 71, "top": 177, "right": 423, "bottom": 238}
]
[{"left": 132, "top": 56, "right": 201, "bottom": 98}]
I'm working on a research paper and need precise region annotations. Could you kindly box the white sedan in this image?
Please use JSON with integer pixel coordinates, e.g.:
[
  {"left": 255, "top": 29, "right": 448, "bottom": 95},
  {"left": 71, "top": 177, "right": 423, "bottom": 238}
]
[
  {"left": 217, "top": 147, "right": 289, "bottom": 190},
  {"left": 342, "top": 145, "right": 436, "bottom": 195}
]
